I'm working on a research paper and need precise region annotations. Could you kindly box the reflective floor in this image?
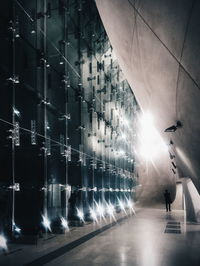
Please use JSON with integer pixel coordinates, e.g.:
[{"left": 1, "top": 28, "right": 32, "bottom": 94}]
[{"left": 47, "top": 208, "right": 200, "bottom": 266}]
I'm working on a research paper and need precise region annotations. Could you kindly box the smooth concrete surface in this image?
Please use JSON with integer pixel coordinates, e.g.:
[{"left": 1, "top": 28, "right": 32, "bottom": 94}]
[
  {"left": 172, "top": 183, "right": 183, "bottom": 210},
  {"left": 46, "top": 208, "right": 200, "bottom": 266},
  {"left": 95, "top": 0, "right": 200, "bottom": 200},
  {"left": 182, "top": 178, "right": 200, "bottom": 222}
]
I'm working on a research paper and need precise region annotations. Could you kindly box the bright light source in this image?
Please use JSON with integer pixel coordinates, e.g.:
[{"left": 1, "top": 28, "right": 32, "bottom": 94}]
[
  {"left": 106, "top": 203, "right": 115, "bottom": 220},
  {"left": 13, "top": 222, "right": 21, "bottom": 233},
  {"left": 14, "top": 225, "right": 21, "bottom": 233},
  {"left": 0, "top": 235, "right": 7, "bottom": 250},
  {"left": 65, "top": 184, "right": 71, "bottom": 192},
  {"left": 127, "top": 200, "right": 133, "bottom": 208},
  {"left": 76, "top": 208, "right": 84, "bottom": 222},
  {"left": 117, "top": 198, "right": 127, "bottom": 215},
  {"left": 96, "top": 204, "right": 104, "bottom": 217},
  {"left": 42, "top": 215, "right": 51, "bottom": 232},
  {"left": 61, "top": 217, "right": 69, "bottom": 231},
  {"left": 13, "top": 108, "right": 20, "bottom": 116},
  {"left": 126, "top": 198, "right": 136, "bottom": 214},
  {"left": 119, "top": 201, "right": 124, "bottom": 209},
  {"left": 90, "top": 208, "right": 98, "bottom": 222},
  {"left": 94, "top": 201, "right": 105, "bottom": 220},
  {"left": 14, "top": 76, "right": 19, "bottom": 83},
  {"left": 124, "top": 118, "right": 129, "bottom": 127},
  {"left": 138, "top": 112, "right": 167, "bottom": 160}
]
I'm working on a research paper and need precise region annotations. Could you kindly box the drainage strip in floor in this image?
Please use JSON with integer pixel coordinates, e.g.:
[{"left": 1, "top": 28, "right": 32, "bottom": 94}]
[
  {"left": 26, "top": 215, "right": 131, "bottom": 266},
  {"left": 165, "top": 221, "right": 181, "bottom": 234}
]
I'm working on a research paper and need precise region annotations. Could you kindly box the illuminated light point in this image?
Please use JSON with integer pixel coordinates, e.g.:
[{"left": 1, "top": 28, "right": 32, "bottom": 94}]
[
  {"left": 0, "top": 235, "right": 7, "bottom": 251},
  {"left": 90, "top": 208, "right": 98, "bottom": 222},
  {"left": 14, "top": 77, "right": 19, "bottom": 84},
  {"left": 138, "top": 112, "right": 167, "bottom": 160},
  {"left": 106, "top": 203, "right": 116, "bottom": 220},
  {"left": 13, "top": 108, "right": 20, "bottom": 116},
  {"left": 127, "top": 199, "right": 136, "bottom": 215},
  {"left": 65, "top": 184, "right": 71, "bottom": 192},
  {"left": 15, "top": 227, "right": 21, "bottom": 233},
  {"left": 97, "top": 205, "right": 105, "bottom": 217},
  {"left": 94, "top": 201, "right": 105, "bottom": 220},
  {"left": 118, "top": 199, "right": 127, "bottom": 215},
  {"left": 61, "top": 217, "right": 69, "bottom": 231},
  {"left": 76, "top": 208, "right": 84, "bottom": 222},
  {"left": 42, "top": 215, "right": 51, "bottom": 232},
  {"left": 14, "top": 225, "right": 21, "bottom": 233},
  {"left": 12, "top": 222, "right": 21, "bottom": 234}
]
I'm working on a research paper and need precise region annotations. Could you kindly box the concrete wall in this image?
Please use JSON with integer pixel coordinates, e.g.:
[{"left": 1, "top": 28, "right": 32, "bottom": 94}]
[
  {"left": 96, "top": 0, "right": 200, "bottom": 202},
  {"left": 182, "top": 178, "right": 200, "bottom": 222}
]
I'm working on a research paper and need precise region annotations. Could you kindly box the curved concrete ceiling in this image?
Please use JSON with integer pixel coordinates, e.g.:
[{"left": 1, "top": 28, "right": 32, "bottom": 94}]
[{"left": 96, "top": 0, "right": 200, "bottom": 196}]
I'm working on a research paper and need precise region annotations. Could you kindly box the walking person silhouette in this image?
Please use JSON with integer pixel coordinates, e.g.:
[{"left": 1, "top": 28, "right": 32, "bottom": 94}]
[{"left": 164, "top": 189, "right": 172, "bottom": 212}]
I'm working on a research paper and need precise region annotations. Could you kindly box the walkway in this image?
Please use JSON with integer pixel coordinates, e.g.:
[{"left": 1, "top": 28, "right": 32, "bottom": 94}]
[
  {"left": 1, "top": 208, "right": 200, "bottom": 265},
  {"left": 47, "top": 208, "right": 200, "bottom": 266}
]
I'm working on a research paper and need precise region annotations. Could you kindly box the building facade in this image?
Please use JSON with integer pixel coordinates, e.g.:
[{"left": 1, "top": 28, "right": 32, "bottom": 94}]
[{"left": 0, "top": 0, "right": 138, "bottom": 238}]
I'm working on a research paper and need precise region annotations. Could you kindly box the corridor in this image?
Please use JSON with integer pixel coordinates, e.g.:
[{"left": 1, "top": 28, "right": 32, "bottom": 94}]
[{"left": 1, "top": 0, "right": 200, "bottom": 265}]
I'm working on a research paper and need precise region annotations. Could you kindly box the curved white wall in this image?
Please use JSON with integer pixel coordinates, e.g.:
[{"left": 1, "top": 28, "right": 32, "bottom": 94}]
[{"left": 96, "top": 0, "right": 200, "bottom": 203}]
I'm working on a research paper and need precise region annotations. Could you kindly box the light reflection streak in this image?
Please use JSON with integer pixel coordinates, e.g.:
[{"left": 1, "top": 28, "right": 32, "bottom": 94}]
[
  {"left": 13, "top": 222, "right": 21, "bottom": 233},
  {"left": 94, "top": 200, "right": 106, "bottom": 221},
  {"left": 106, "top": 202, "right": 116, "bottom": 221},
  {"left": 125, "top": 196, "right": 136, "bottom": 215},
  {"left": 0, "top": 235, "right": 7, "bottom": 251},
  {"left": 90, "top": 208, "right": 98, "bottom": 223},
  {"left": 42, "top": 215, "right": 51, "bottom": 232},
  {"left": 176, "top": 147, "right": 196, "bottom": 177},
  {"left": 117, "top": 198, "right": 127, "bottom": 215},
  {"left": 73, "top": 198, "right": 136, "bottom": 227},
  {"left": 61, "top": 217, "right": 69, "bottom": 232},
  {"left": 76, "top": 208, "right": 85, "bottom": 223}
]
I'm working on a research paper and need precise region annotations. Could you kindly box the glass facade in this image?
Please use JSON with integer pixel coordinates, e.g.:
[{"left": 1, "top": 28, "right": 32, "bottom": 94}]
[{"left": 0, "top": 0, "right": 138, "bottom": 237}]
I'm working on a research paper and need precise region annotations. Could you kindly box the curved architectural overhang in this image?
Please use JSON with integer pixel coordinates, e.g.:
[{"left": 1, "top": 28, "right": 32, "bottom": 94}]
[{"left": 96, "top": 0, "right": 200, "bottom": 200}]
